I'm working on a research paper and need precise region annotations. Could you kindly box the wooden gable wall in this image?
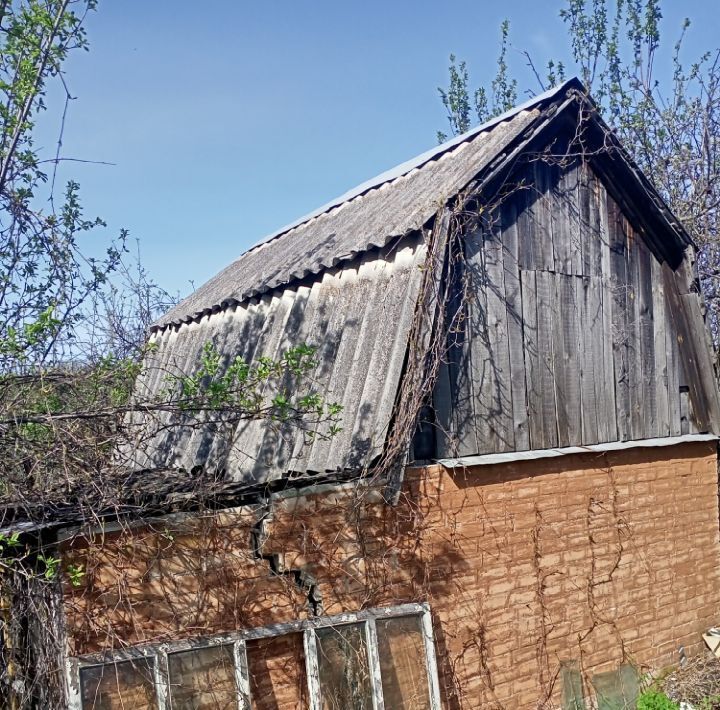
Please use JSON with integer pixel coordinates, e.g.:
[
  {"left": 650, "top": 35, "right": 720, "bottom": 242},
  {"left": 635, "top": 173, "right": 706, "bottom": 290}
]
[{"left": 432, "top": 158, "right": 720, "bottom": 458}]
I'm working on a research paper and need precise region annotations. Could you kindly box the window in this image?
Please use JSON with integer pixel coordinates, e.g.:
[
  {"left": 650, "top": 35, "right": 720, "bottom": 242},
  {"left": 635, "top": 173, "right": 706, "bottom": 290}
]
[{"left": 68, "top": 604, "right": 441, "bottom": 710}]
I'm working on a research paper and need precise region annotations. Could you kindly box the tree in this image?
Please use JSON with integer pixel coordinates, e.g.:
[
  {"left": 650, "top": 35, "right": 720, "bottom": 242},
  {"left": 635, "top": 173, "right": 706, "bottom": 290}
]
[
  {"left": 0, "top": 4, "right": 343, "bottom": 705},
  {"left": 0, "top": 0, "right": 343, "bottom": 495},
  {"left": 1, "top": 0, "right": 112, "bottom": 366},
  {"left": 0, "top": 0, "right": 175, "bottom": 369},
  {"left": 437, "top": 0, "right": 720, "bottom": 343},
  {"left": 437, "top": 20, "right": 519, "bottom": 143}
]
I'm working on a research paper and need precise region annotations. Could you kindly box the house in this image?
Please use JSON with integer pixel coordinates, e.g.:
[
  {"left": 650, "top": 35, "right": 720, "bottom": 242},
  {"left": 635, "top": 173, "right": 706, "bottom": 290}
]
[{"left": 9, "top": 77, "right": 720, "bottom": 708}]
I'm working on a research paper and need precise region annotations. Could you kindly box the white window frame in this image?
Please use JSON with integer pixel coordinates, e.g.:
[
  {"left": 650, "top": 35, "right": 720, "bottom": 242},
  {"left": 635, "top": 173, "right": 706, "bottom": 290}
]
[{"left": 66, "top": 602, "right": 441, "bottom": 710}]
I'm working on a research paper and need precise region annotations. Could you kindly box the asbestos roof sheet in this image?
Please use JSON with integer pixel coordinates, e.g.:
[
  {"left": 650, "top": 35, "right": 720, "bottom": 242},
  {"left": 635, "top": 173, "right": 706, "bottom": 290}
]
[
  {"left": 155, "top": 80, "right": 582, "bottom": 329},
  {"left": 127, "top": 236, "right": 427, "bottom": 481},
  {"left": 131, "top": 79, "right": 584, "bottom": 483}
]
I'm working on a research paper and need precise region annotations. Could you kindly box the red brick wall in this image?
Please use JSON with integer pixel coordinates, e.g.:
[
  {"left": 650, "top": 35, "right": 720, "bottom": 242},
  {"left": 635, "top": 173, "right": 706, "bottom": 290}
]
[{"left": 61, "top": 440, "right": 720, "bottom": 708}]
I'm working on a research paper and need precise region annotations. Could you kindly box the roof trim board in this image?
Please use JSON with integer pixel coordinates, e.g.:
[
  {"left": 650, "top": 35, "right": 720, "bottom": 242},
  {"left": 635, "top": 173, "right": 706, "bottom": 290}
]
[{"left": 435, "top": 434, "right": 718, "bottom": 469}]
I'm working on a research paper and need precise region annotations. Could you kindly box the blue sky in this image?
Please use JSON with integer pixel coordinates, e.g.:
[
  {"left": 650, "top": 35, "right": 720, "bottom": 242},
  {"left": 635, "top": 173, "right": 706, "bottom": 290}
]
[{"left": 42, "top": 0, "right": 719, "bottom": 298}]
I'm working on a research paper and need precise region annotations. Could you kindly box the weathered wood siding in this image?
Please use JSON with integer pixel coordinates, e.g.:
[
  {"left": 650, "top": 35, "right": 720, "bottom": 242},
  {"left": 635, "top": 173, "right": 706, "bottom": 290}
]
[{"left": 434, "top": 159, "right": 719, "bottom": 457}]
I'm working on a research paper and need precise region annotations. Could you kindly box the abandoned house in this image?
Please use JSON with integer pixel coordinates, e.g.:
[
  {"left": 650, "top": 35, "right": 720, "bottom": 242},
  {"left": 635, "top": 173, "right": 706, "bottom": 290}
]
[{"left": 5, "top": 76, "right": 720, "bottom": 709}]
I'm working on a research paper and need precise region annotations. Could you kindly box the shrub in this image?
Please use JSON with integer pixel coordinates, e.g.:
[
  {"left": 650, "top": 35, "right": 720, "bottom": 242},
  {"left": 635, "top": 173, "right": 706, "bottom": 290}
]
[{"left": 637, "top": 689, "right": 679, "bottom": 710}]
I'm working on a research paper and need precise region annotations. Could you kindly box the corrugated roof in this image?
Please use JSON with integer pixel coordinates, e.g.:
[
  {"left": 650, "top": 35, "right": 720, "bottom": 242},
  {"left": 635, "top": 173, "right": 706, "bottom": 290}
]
[
  {"left": 131, "top": 79, "right": 593, "bottom": 482},
  {"left": 156, "top": 79, "right": 583, "bottom": 329},
  {"left": 127, "top": 236, "right": 427, "bottom": 480}
]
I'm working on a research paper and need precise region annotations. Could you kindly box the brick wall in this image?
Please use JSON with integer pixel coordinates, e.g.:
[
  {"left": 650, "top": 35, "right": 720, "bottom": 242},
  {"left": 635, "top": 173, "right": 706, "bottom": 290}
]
[{"left": 61, "top": 440, "right": 720, "bottom": 708}]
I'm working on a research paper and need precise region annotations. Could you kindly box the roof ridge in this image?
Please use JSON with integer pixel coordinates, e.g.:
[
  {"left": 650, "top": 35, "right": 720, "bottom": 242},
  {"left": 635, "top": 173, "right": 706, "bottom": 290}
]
[
  {"left": 240, "top": 78, "right": 583, "bottom": 258},
  {"left": 154, "top": 78, "right": 585, "bottom": 330}
]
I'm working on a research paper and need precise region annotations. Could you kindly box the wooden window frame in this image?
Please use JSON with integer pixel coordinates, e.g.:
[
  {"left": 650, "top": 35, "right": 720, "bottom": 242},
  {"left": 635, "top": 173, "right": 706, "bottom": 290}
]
[{"left": 66, "top": 602, "right": 441, "bottom": 710}]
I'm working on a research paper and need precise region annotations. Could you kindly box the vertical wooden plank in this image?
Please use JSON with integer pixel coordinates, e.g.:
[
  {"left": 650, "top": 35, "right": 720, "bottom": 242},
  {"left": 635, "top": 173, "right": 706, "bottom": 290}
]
[
  {"left": 479, "top": 209, "right": 514, "bottom": 452},
  {"left": 577, "top": 275, "right": 600, "bottom": 443},
  {"left": 502, "top": 200, "right": 530, "bottom": 450},
  {"left": 432, "top": 230, "right": 465, "bottom": 457},
  {"left": 420, "top": 608, "right": 443, "bottom": 710},
  {"left": 580, "top": 163, "right": 602, "bottom": 277},
  {"left": 681, "top": 289, "right": 720, "bottom": 431},
  {"left": 365, "top": 620, "right": 385, "bottom": 710},
  {"left": 664, "top": 264, "right": 696, "bottom": 435},
  {"left": 663, "top": 260, "right": 720, "bottom": 433},
  {"left": 680, "top": 387, "right": 691, "bottom": 435},
  {"left": 597, "top": 175, "right": 613, "bottom": 285},
  {"left": 651, "top": 257, "right": 670, "bottom": 436},
  {"left": 533, "top": 160, "right": 556, "bottom": 272},
  {"left": 432, "top": 361, "right": 455, "bottom": 458},
  {"left": 552, "top": 161, "right": 572, "bottom": 275},
  {"left": 65, "top": 658, "right": 83, "bottom": 710},
  {"left": 303, "top": 629, "right": 321, "bottom": 710},
  {"left": 678, "top": 247, "right": 720, "bottom": 430},
  {"left": 596, "top": 177, "right": 618, "bottom": 442},
  {"left": 684, "top": 387, "right": 699, "bottom": 434},
  {"left": 235, "top": 641, "right": 252, "bottom": 710},
  {"left": 625, "top": 219, "right": 643, "bottom": 439},
  {"left": 636, "top": 239, "right": 656, "bottom": 437},
  {"left": 553, "top": 161, "right": 582, "bottom": 275},
  {"left": 666, "top": 285, "right": 682, "bottom": 436},
  {"left": 568, "top": 164, "right": 584, "bottom": 275},
  {"left": 515, "top": 170, "right": 538, "bottom": 272},
  {"left": 451, "top": 234, "right": 480, "bottom": 457},
  {"left": 552, "top": 274, "right": 576, "bottom": 447},
  {"left": 521, "top": 269, "right": 545, "bottom": 449},
  {"left": 536, "top": 269, "right": 560, "bottom": 448},
  {"left": 466, "top": 224, "right": 498, "bottom": 454},
  {"left": 565, "top": 275, "right": 583, "bottom": 443},
  {"left": 599, "top": 279, "right": 619, "bottom": 442},
  {"left": 155, "top": 648, "right": 169, "bottom": 710},
  {"left": 608, "top": 196, "right": 631, "bottom": 441},
  {"left": 516, "top": 160, "right": 555, "bottom": 271}
]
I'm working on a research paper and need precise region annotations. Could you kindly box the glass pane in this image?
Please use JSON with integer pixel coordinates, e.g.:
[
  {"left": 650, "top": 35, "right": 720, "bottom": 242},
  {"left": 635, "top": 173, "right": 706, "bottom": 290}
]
[
  {"left": 246, "top": 633, "right": 308, "bottom": 710},
  {"left": 561, "top": 661, "right": 585, "bottom": 710},
  {"left": 376, "top": 615, "right": 431, "bottom": 710},
  {"left": 80, "top": 658, "right": 157, "bottom": 710},
  {"left": 593, "top": 665, "right": 639, "bottom": 710},
  {"left": 167, "top": 644, "right": 237, "bottom": 709},
  {"left": 316, "top": 623, "right": 373, "bottom": 710}
]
